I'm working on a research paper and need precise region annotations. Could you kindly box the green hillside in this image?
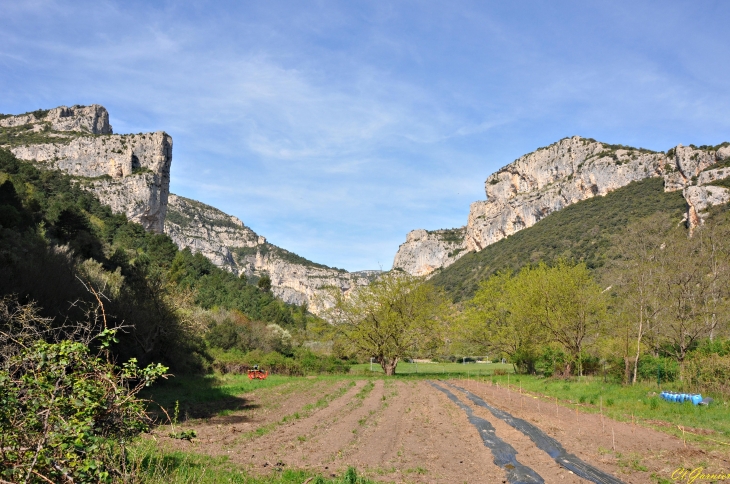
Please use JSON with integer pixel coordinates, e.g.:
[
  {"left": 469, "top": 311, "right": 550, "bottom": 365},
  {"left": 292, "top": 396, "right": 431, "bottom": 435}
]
[
  {"left": 0, "top": 148, "right": 307, "bottom": 372},
  {"left": 431, "top": 177, "right": 688, "bottom": 301}
]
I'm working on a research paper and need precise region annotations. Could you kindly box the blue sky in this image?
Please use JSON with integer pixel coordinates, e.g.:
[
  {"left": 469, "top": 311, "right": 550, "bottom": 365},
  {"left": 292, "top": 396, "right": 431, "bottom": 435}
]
[{"left": 2, "top": 1, "right": 729, "bottom": 271}]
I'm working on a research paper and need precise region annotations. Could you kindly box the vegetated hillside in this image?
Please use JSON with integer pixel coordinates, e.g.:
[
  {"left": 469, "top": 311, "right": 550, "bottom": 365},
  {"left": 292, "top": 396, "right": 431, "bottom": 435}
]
[
  {"left": 165, "top": 193, "right": 380, "bottom": 312},
  {"left": 0, "top": 148, "right": 308, "bottom": 372},
  {"left": 431, "top": 177, "right": 688, "bottom": 302}
]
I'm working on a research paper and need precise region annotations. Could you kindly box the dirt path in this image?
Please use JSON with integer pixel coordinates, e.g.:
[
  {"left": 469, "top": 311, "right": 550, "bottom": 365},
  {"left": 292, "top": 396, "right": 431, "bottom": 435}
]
[{"left": 156, "top": 377, "right": 727, "bottom": 483}]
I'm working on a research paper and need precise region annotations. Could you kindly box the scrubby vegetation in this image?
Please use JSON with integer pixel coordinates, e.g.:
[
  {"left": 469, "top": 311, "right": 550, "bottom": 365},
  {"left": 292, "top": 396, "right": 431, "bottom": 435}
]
[
  {"left": 0, "top": 122, "right": 91, "bottom": 147},
  {"left": 164, "top": 195, "right": 248, "bottom": 231}
]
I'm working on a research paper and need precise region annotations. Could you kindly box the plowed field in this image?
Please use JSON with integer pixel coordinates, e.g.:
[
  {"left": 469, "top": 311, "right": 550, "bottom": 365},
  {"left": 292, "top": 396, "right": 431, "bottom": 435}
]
[{"left": 155, "top": 378, "right": 729, "bottom": 483}]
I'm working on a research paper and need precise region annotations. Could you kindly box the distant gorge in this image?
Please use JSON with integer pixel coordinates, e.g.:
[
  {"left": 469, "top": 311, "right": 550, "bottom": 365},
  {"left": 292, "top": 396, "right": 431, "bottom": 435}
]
[{"left": 3, "top": 106, "right": 728, "bottom": 309}]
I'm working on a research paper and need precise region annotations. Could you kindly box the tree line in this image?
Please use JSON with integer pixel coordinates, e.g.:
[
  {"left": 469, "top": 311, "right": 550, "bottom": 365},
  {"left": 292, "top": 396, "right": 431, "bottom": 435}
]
[{"left": 325, "top": 211, "right": 730, "bottom": 392}]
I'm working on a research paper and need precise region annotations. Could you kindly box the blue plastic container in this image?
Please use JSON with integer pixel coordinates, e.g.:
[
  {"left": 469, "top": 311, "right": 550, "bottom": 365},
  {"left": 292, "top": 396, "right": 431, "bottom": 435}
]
[{"left": 691, "top": 394, "right": 702, "bottom": 405}]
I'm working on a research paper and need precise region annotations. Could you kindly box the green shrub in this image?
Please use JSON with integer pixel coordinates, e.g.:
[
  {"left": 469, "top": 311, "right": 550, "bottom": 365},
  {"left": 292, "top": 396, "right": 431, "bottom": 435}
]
[
  {"left": 0, "top": 331, "right": 167, "bottom": 483},
  {"left": 682, "top": 353, "right": 730, "bottom": 397},
  {"left": 636, "top": 355, "right": 678, "bottom": 383}
]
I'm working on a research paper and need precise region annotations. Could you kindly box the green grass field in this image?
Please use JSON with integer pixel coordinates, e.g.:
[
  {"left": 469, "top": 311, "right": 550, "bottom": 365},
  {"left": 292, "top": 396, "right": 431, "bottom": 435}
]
[{"left": 349, "top": 361, "right": 514, "bottom": 376}]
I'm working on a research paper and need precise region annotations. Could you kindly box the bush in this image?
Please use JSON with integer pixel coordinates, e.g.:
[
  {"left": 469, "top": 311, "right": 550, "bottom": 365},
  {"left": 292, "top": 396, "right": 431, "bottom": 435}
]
[
  {"left": 209, "top": 347, "right": 351, "bottom": 376},
  {"left": 636, "top": 354, "right": 678, "bottom": 383},
  {"left": 0, "top": 331, "right": 167, "bottom": 483},
  {"left": 682, "top": 353, "right": 730, "bottom": 396},
  {"left": 294, "top": 348, "right": 352, "bottom": 374}
]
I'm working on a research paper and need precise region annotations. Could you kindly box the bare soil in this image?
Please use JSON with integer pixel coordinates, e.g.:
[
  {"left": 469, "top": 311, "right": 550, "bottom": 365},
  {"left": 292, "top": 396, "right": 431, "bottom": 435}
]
[{"left": 155, "top": 378, "right": 730, "bottom": 483}]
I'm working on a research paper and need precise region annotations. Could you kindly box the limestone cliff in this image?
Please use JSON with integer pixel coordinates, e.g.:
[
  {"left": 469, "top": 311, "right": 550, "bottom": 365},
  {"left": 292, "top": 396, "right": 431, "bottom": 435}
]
[
  {"left": 392, "top": 228, "right": 467, "bottom": 276},
  {"left": 0, "top": 104, "right": 112, "bottom": 134},
  {"left": 164, "top": 194, "right": 380, "bottom": 313},
  {"left": 1, "top": 105, "right": 171, "bottom": 232},
  {"left": 394, "top": 136, "right": 730, "bottom": 275}
]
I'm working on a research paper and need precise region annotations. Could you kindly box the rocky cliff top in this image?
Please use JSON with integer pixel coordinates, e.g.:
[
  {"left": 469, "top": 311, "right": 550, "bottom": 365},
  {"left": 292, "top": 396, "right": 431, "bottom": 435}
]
[
  {"left": 394, "top": 136, "right": 730, "bottom": 275},
  {"left": 1, "top": 105, "right": 171, "bottom": 233},
  {"left": 0, "top": 104, "right": 112, "bottom": 134}
]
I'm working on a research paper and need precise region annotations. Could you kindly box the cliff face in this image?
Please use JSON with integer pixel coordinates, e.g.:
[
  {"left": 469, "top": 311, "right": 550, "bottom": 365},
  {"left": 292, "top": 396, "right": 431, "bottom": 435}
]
[
  {"left": 393, "top": 136, "right": 730, "bottom": 275},
  {"left": 1, "top": 105, "right": 171, "bottom": 233},
  {"left": 164, "top": 194, "right": 380, "bottom": 313},
  {"left": 0, "top": 104, "right": 112, "bottom": 134},
  {"left": 392, "top": 228, "right": 467, "bottom": 276}
]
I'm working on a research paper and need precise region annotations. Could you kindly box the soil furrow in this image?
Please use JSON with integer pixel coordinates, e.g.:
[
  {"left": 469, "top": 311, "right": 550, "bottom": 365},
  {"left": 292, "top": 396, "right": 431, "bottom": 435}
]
[
  {"left": 447, "top": 381, "right": 624, "bottom": 484},
  {"left": 429, "top": 381, "right": 545, "bottom": 484},
  {"left": 236, "top": 379, "right": 369, "bottom": 470},
  {"left": 159, "top": 378, "right": 345, "bottom": 452}
]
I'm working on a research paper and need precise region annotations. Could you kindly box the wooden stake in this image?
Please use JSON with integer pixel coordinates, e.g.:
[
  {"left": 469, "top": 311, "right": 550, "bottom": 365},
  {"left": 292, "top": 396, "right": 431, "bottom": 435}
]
[
  {"left": 556, "top": 397, "right": 558, "bottom": 416},
  {"left": 612, "top": 427, "right": 616, "bottom": 451},
  {"left": 632, "top": 413, "right": 635, "bottom": 434},
  {"left": 538, "top": 398, "right": 541, "bottom": 414},
  {"left": 576, "top": 406, "right": 579, "bottom": 434},
  {"left": 600, "top": 397, "right": 604, "bottom": 432}
]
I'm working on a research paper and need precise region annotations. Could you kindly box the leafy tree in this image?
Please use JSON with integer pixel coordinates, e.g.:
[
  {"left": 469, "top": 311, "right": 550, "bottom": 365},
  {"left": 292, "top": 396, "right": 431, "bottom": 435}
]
[
  {"left": 460, "top": 261, "right": 606, "bottom": 376},
  {"left": 257, "top": 274, "right": 272, "bottom": 292},
  {"left": 325, "top": 273, "right": 448, "bottom": 375},
  {"left": 458, "top": 271, "right": 540, "bottom": 373},
  {"left": 606, "top": 214, "right": 673, "bottom": 383},
  {"left": 657, "top": 220, "right": 730, "bottom": 364},
  {"left": 515, "top": 261, "right": 607, "bottom": 376}
]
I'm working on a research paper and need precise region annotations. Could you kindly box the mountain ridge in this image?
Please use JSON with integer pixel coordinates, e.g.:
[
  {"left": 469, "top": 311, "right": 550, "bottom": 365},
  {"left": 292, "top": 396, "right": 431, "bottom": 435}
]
[
  {"left": 393, "top": 136, "right": 730, "bottom": 275},
  {"left": 164, "top": 193, "right": 381, "bottom": 312},
  {"left": 1, "top": 104, "right": 380, "bottom": 314}
]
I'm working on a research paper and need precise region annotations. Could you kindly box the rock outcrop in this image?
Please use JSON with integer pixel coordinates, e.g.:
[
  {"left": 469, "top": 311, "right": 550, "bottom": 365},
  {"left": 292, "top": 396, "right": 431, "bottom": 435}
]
[
  {"left": 394, "top": 137, "right": 730, "bottom": 275},
  {"left": 2, "top": 105, "right": 171, "bottom": 233},
  {"left": 392, "top": 228, "right": 467, "bottom": 276},
  {"left": 165, "top": 194, "right": 380, "bottom": 313},
  {"left": 0, "top": 105, "right": 112, "bottom": 134}
]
